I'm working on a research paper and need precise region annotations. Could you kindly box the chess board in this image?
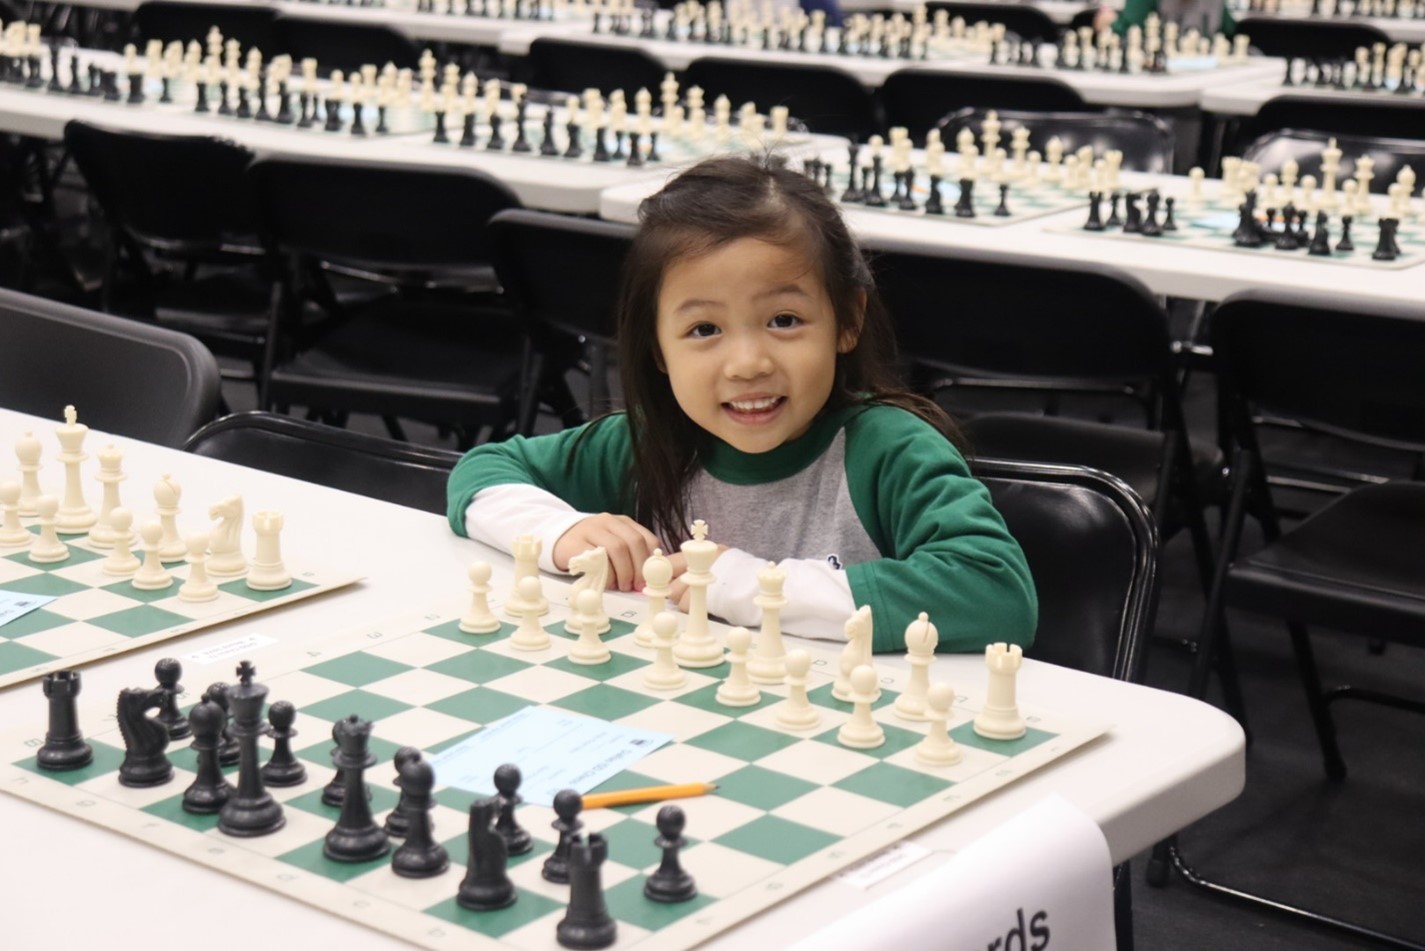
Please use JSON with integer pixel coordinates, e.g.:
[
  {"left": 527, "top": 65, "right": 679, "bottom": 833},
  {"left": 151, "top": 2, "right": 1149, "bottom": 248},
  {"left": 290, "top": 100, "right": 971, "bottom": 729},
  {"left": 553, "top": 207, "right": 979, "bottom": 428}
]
[
  {"left": 0, "top": 578, "right": 1108, "bottom": 951},
  {"left": 835, "top": 166, "right": 1089, "bottom": 226},
  {"left": 0, "top": 527, "right": 360, "bottom": 690}
]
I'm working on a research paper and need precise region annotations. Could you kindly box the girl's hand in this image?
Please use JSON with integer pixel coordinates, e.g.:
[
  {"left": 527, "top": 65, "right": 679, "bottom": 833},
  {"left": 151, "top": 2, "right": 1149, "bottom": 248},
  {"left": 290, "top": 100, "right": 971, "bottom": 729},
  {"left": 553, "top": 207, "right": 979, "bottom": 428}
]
[
  {"left": 554, "top": 514, "right": 662, "bottom": 592},
  {"left": 1093, "top": 6, "right": 1117, "bottom": 31},
  {"left": 666, "top": 546, "right": 727, "bottom": 610}
]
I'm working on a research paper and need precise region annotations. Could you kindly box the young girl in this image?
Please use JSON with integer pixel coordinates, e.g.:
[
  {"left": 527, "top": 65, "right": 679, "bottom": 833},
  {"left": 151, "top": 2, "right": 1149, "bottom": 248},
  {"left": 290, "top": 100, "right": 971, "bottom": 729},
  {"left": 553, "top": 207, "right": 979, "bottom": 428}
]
[{"left": 447, "top": 156, "right": 1036, "bottom": 653}]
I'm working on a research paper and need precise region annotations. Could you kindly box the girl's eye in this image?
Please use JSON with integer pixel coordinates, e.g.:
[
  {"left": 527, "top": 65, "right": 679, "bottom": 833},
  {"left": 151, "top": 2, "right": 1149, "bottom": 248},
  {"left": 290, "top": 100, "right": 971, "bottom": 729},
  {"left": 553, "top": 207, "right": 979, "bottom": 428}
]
[
  {"left": 770, "top": 313, "right": 801, "bottom": 329},
  {"left": 688, "top": 323, "right": 720, "bottom": 338}
]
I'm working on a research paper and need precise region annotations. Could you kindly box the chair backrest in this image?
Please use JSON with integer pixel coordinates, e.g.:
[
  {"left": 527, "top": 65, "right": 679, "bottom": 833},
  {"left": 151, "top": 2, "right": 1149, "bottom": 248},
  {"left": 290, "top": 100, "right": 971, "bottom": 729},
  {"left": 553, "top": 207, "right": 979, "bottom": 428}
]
[
  {"left": 1235, "top": 16, "right": 1390, "bottom": 59},
  {"left": 1211, "top": 290, "right": 1425, "bottom": 453},
  {"left": 1236, "top": 96, "right": 1425, "bottom": 153},
  {"left": 526, "top": 38, "right": 668, "bottom": 99},
  {"left": 939, "top": 107, "right": 1176, "bottom": 173},
  {"left": 64, "top": 120, "right": 258, "bottom": 254},
  {"left": 1241, "top": 128, "right": 1425, "bottom": 195},
  {"left": 183, "top": 412, "right": 461, "bottom": 514},
  {"left": 975, "top": 459, "right": 1158, "bottom": 682},
  {"left": 272, "top": 17, "right": 421, "bottom": 76},
  {"left": 0, "top": 288, "right": 221, "bottom": 446},
  {"left": 681, "top": 57, "right": 880, "bottom": 140},
  {"left": 132, "top": 1, "right": 279, "bottom": 52},
  {"left": 927, "top": 1, "right": 1060, "bottom": 42},
  {"left": 245, "top": 157, "right": 521, "bottom": 276},
  {"left": 880, "top": 69, "right": 1089, "bottom": 141}
]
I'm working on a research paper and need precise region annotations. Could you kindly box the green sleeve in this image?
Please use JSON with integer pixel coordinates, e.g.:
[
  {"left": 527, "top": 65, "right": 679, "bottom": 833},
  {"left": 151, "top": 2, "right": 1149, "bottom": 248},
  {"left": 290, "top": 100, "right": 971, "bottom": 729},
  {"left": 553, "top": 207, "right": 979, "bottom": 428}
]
[
  {"left": 841, "top": 407, "right": 1038, "bottom": 654},
  {"left": 445, "top": 415, "right": 636, "bottom": 536},
  {"left": 1111, "top": 0, "right": 1156, "bottom": 35}
]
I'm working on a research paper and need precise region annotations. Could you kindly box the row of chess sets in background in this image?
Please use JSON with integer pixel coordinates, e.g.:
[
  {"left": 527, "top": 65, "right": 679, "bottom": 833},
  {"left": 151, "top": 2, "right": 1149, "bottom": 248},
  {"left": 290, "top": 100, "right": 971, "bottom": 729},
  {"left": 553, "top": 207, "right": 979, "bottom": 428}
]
[
  {"left": 1234, "top": 0, "right": 1425, "bottom": 19},
  {"left": 2, "top": 406, "right": 294, "bottom": 593},
  {"left": 1280, "top": 41, "right": 1424, "bottom": 94},
  {"left": 406, "top": 0, "right": 606, "bottom": 19},
  {"left": 993, "top": 15, "right": 1251, "bottom": 75}
]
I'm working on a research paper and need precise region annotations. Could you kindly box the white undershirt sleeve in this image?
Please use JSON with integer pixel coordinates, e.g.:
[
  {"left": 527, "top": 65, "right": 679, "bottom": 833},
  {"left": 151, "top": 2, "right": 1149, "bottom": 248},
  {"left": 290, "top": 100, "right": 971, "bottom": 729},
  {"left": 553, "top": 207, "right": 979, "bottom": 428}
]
[
  {"left": 464, "top": 484, "right": 591, "bottom": 575},
  {"left": 705, "top": 547, "right": 854, "bottom": 642}
]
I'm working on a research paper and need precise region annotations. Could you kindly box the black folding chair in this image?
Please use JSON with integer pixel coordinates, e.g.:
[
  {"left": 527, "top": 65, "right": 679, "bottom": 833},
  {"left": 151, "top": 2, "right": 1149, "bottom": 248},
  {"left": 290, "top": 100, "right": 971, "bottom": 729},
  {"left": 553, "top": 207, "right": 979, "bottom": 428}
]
[
  {"left": 1230, "top": 96, "right": 1425, "bottom": 157},
  {"left": 681, "top": 57, "right": 879, "bottom": 140},
  {"left": 184, "top": 411, "right": 461, "bottom": 515},
  {"left": 1241, "top": 128, "right": 1425, "bottom": 195},
  {"left": 273, "top": 17, "right": 421, "bottom": 77},
  {"left": 939, "top": 108, "right": 1176, "bottom": 173},
  {"left": 1235, "top": 16, "right": 1390, "bottom": 59},
  {"left": 927, "top": 1, "right": 1061, "bottom": 43},
  {"left": 132, "top": 1, "right": 279, "bottom": 52},
  {"left": 0, "top": 287, "right": 220, "bottom": 446},
  {"left": 525, "top": 38, "right": 667, "bottom": 99},
  {"left": 880, "top": 70, "right": 1089, "bottom": 140}
]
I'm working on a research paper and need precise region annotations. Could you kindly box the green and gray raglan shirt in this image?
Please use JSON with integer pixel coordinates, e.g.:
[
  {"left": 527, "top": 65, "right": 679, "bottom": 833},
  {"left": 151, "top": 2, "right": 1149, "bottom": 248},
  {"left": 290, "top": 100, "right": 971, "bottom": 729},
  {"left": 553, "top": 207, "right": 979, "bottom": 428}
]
[{"left": 446, "top": 403, "right": 1037, "bottom": 653}]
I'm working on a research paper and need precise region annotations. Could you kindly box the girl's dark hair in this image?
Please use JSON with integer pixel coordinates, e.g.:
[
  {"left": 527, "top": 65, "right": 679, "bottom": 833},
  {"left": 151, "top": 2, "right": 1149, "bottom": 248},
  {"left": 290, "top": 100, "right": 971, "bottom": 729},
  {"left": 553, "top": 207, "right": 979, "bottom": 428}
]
[{"left": 612, "top": 154, "right": 963, "bottom": 543}]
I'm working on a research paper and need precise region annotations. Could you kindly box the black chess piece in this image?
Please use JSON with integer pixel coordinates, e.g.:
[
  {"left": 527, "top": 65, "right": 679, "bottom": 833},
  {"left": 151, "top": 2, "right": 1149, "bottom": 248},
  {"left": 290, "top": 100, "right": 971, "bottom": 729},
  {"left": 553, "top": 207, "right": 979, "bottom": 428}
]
[
  {"left": 1162, "top": 197, "right": 1178, "bottom": 231},
  {"left": 154, "top": 658, "right": 189, "bottom": 740},
  {"left": 47, "top": 44, "right": 61, "bottom": 93},
  {"left": 392, "top": 759, "right": 449, "bottom": 878},
  {"left": 556, "top": 833, "right": 616, "bottom": 949},
  {"left": 1337, "top": 214, "right": 1355, "bottom": 251},
  {"left": 1308, "top": 211, "right": 1333, "bottom": 255},
  {"left": 1140, "top": 192, "right": 1163, "bottom": 236},
  {"left": 954, "top": 178, "right": 976, "bottom": 218},
  {"left": 460, "top": 111, "right": 478, "bottom": 148},
  {"left": 127, "top": 70, "right": 144, "bottom": 104},
  {"left": 321, "top": 719, "right": 350, "bottom": 806},
  {"left": 592, "top": 124, "right": 610, "bottom": 162},
  {"left": 204, "top": 682, "right": 241, "bottom": 767},
  {"left": 512, "top": 100, "right": 531, "bottom": 152},
  {"left": 117, "top": 686, "right": 172, "bottom": 787},
  {"left": 1373, "top": 217, "right": 1401, "bottom": 261},
  {"left": 1083, "top": 191, "right": 1105, "bottom": 231},
  {"left": 261, "top": 700, "right": 307, "bottom": 787},
  {"left": 255, "top": 74, "right": 272, "bottom": 120},
  {"left": 1233, "top": 201, "right": 1267, "bottom": 247},
  {"left": 190, "top": 80, "right": 208, "bottom": 113},
  {"left": 841, "top": 142, "right": 862, "bottom": 202},
  {"left": 349, "top": 100, "right": 366, "bottom": 136},
  {"left": 646, "top": 129, "right": 661, "bottom": 163},
  {"left": 384, "top": 746, "right": 424, "bottom": 837},
  {"left": 37, "top": 670, "right": 92, "bottom": 770},
  {"left": 1274, "top": 206, "right": 1301, "bottom": 250},
  {"left": 324, "top": 97, "right": 344, "bottom": 133},
  {"left": 235, "top": 84, "right": 252, "bottom": 119},
  {"left": 296, "top": 92, "right": 312, "bottom": 127},
  {"left": 613, "top": 129, "right": 627, "bottom": 160},
  {"left": 540, "top": 110, "right": 559, "bottom": 156},
  {"left": 493, "top": 763, "right": 533, "bottom": 855},
  {"left": 276, "top": 82, "right": 294, "bottom": 124},
  {"left": 925, "top": 174, "right": 945, "bottom": 215},
  {"left": 183, "top": 699, "right": 234, "bottom": 814},
  {"left": 993, "top": 182, "right": 1012, "bottom": 217},
  {"left": 217, "top": 662, "right": 285, "bottom": 837},
  {"left": 323, "top": 714, "right": 390, "bottom": 861},
  {"left": 864, "top": 157, "right": 887, "bottom": 207},
  {"left": 66, "top": 54, "right": 84, "bottom": 96},
  {"left": 643, "top": 805, "right": 697, "bottom": 902},
  {"left": 899, "top": 168, "right": 918, "bottom": 211},
  {"left": 487, "top": 111, "right": 506, "bottom": 150},
  {"left": 564, "top": 118, "right": 584, "bottom": 159},
  {"left": 432, "top": 110, "right": 449, "bottom": 144},
  {"left": 543, "top": 788, "right": 585, "bottom": 883},
  {"left": 1122, "top": 193, "right": 1143, "bottom": 234},
  {"left": 626, "top": 130, "right": 644, "bottom": 167},
  {"left": 1105, "top": 191, "right": 1123, "bottom": 228},
  {"left": 457, "top": 797, "right": 516, "bottom": 910}
]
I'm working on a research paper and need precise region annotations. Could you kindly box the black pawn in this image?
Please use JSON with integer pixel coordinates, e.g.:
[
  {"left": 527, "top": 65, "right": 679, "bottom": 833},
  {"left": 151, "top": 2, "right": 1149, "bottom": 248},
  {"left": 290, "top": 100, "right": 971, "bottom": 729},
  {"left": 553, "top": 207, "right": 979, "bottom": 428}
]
[
  {"left": 1141, "top": 192, "right": 1163, "bottom": 236},
  {"left": 323, "top": 714, "right": 389, "bottom": 861},
  {"left": 205, "top": 683, "right": 241, "bottom": 766},
  {"left": 925, "top": 174, "right": 945, "bottom": 215},
  {"left": 864, "top": 158, "right": 887, "bottom": 207},
  {"left": 543, "top": 788, "right": 584, "bottom": 883},
  {"left": 154, "top": 657, "right": 189, "bottom": 740},
  {"left": 592, "top": 125, "right": 610, "bottom": 162},
  {"left": 993, "top": 182, "right": 1011, "bottom": 217},
  {"left": 954, "top": 177, "right": 976, "bottom": 218},
  {"left": 1308, "top": 211, "right": 1333, "bottom": 255},
  {"left": 457, "top": 797, "right": 516, "bottom": 910},
  {"left": 487, "top": 112, "right": 505, "bottom": 151},
  {"left": 564, "top": 120, "right": 583, "bottom": 159},
  {"left": 117, "top": 686, "right": 172, "bottom": 787},
  {"left": 540, "top": 110, "right": 559, "bottom": 156},
  {"left": 391, "top": 759, "right": 449, "bottom": 878},
  {"left": 899, "top": 168, "right": 918, "bottom": 211},
  {"left": 321, "top": 720, "right": 346, "bottom": 806},
  {"left": 1337, "top": 214, "right": 1355, "bottom": 252},
  {"left": 1083, "top": 190, "right": 1105, "bottom": 231},
  {"left": 460, "top": 111, "right": 478, "bottom": 148},
  {"left": 261, "top": 700, "right": 307, "bottom": 787},
  {"left": 557, "top": 833, "right": 615, "bottom": 950},
  {"left": 38, "top": 670, "right": 92, "bottom": 770},
  {"left": 384, "top": 746, "right": 424, "bottom": 837},
  {"left": 1162, "top": 197, "right": 1178, "bottom": 231},
  {"left": 182, "top": 700, "right": 233, "bottom": 814},
  {"left": 512, "top": 102, "right": 531, "bottom": 152},
  {"left": 1105, "top": 191, "right": 1123, "bottom": 228},
  {"left": 644, "top": 805, "right": 697, "bottom": 902},
  {"left": 646, "top": 130, "right": 661, "bottom": 163},
  {"left": 493, "top": 763, "right": 533, "bottom": 855},
  {"left": 217, "top": 662, "right": 285, "bottom": 837}
]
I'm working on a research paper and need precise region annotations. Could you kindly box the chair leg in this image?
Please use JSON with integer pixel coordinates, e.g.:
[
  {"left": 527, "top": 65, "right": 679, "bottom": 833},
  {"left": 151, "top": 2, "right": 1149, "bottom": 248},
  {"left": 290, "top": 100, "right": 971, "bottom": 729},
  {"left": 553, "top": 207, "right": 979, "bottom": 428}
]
[
  {"left": 1113, "top": 861, "right": 1134, "bottom": 951},
  {"left": 1211, "top": 619, "right": 1251, "bottom": 736},
  {"left": 1286, "top": 621, "right": 1347, "bottom": 781}
]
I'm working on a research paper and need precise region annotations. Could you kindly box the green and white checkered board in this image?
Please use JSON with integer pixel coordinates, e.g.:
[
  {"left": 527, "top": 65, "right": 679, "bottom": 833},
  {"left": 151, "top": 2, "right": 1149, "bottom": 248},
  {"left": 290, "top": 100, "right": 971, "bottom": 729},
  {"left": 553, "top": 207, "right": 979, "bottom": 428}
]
[
  {"left": 0, "top": 580, "right": 1107, "bottom": 951},
  {"left": 0, "top": 525, "right": 360, "bottom": 689},
  {"left": 831, "top": 165, "right": 1089, "bottom": 227}
]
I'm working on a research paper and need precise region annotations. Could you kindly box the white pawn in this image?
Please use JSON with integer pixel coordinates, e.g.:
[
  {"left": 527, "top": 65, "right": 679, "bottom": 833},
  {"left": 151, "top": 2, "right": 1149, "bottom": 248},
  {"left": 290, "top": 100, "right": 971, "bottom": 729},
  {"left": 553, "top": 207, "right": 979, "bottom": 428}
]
[
  {"left": 642, "top": 611, "right": 685, "bottom": 690},
  {"left": 715, "top": 627, "right": 761, "bottom": 707},
  {"left": 508, "top": 576, "right": 551, "bottom": 651},
  {"left": 132, "top": 520, "right": 174, "bottom": 591},
  {"left": 178, "top": 532, "right": 219, "bottom": 602},
  {"left": 246, "top": 510, "right": 291, "bottom": 591},
  {"left": 775, "top": 649, "right": 821, "bottom": 730},
  {"left": 837, "top": 665, "right": 885, "bottom": 749},
  {"left": 101, "top": 508, "right": 141, "bottom": 576},
  {"left": 0, "top": 481, "right": 30, "bottom": 548},
  {"left": 29, "top": 496, "right": 70, "bottom": 564},
  {"left": 154, "top": 474, "right": 187, "bottom": 562},
  {"left": 633, "top": 548, "right": 673, "bottom": 648},
  {"left": 893, "top": 612, "right": 938, "bottom": 721},
  {"left": 916, "top": 682, "right": 962, "bottom": 766},
  {"left": 459, "top": 562, "right": 501, "bottom": 633},
  {"left": 747, "top": 562, "right": 788, "bottom": 684},
  {"left": 568, "top": 589, "right": 611, "bottom": 665},
  {"left": 15, "top": 431, "right": 43, "bottom": 517},
  {"left": 87, "top": 444, "right": 126, "bottom": 548},
  {"left": 974, "top": 642, "right": 1027, "bottom": 740}
]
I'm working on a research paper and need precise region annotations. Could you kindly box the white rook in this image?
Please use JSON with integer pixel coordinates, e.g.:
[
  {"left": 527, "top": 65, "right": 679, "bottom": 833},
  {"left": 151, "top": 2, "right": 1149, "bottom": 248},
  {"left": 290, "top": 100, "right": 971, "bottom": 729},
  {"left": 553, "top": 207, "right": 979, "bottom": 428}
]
[
  {"left": 973, "top": 642, "right": 1027, "bottom": 740},
  {"left": 246, "top": 511, "right": 291, "bottom": 591}
]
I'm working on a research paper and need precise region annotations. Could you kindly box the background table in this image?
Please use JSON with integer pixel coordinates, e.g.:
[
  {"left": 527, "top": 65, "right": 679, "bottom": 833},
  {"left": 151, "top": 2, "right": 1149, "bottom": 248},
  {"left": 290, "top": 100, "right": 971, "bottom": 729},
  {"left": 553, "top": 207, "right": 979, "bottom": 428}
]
[
  {"left": 1200, "top": 77, "right": 1425, "bottom": 115},
  {"left": 0, "top": 406, "right": 1244, "bottom": 947}
]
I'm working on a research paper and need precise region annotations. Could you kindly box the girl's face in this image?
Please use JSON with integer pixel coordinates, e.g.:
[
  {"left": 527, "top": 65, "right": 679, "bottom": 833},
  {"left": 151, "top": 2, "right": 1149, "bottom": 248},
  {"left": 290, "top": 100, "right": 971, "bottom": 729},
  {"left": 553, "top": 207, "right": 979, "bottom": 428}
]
[{"left": 655, "top": 236, "right": 858, "bottom": 455}]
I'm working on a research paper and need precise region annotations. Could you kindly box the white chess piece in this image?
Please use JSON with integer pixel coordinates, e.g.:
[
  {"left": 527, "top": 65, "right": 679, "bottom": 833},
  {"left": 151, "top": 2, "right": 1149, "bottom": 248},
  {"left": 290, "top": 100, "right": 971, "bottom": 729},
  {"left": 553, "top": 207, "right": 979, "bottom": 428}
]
[
  {"left": 29, "top": 496, "right": 70, "bottom": 564},
  {"left": 564, "top": 547, "right": 611, "bottom": 635},
  {"left": 974, "top": 642, "right": 1028, "bottom": 740},
  {"left": 673, "top": 519, "right": 723, "bottom": 668},
  {"left": 568, "top": 589, "right": 611, "bottom": 665},
  {"left": 15, "top": 431, "right": 43, "bottom": 517},
  {"left": 132, "top": 520, "right": 174, "bottom": 591},
  {"left": 459, "top": 561, "right": 502, "bottom": 633},
  {"left": 837, "top": 665, "right": 885, "bottom": 749},
  {"left": 633, "top": 549, "right": 673, "bottom": 648},
  {"left": 747, "top": 562, "right": 788, "bottom": 684},
  {"left": 775, "top": 649, "right": 821, "bottom": 730},
  {"left": 87, "top": 444, "right": 126, "bottom": 548},
  {"left": 178, "top": 532, "right": 219, "bottom": 602},
  {"left": 0, "top": 481, "right": 30, "bottom": 548},
  {"left": 246, "top": 510, "right": 291, "bottom": 591},
  {"left": 54, "top": 406, "right": 96, "bottom": 534},
  {"left": 101, "top": 508, "right": 141, "bottom": 576},
  {"left": 642, "top": 611, "right": 685, "bottom": 690},
  {"left": 154, "top": 474, "right": 187, "bottom": 562},
  {"left": 893, "top": 612, "right": 938, "bottom": 721},
  {"left": 715, "top": 627, "right": 761, "bottom": 707},
  {"left": 508, "top": 576, "right": 551, "bottom": 651},
  {"left": 206, "top": 495, "right": 248, "bottom": 577},
  {"left": 915, "top": 682, "right": 963, "bottom": 766},
  {"left": 832, "top": 639, "right": 857, "bottom": 702},
  {"left": 505, "top": 534, "right": 549, "bottom": 618},
  {"left": 832, "top": 606, "right": 878, "bottom": 702}
]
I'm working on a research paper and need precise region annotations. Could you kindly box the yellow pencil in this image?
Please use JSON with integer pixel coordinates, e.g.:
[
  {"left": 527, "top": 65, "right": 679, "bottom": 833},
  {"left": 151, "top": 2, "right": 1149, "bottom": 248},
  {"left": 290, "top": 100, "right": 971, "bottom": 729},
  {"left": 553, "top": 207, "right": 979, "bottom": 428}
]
[{"left": 581, "top": 782, "right": 719, "bottom": 810}]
